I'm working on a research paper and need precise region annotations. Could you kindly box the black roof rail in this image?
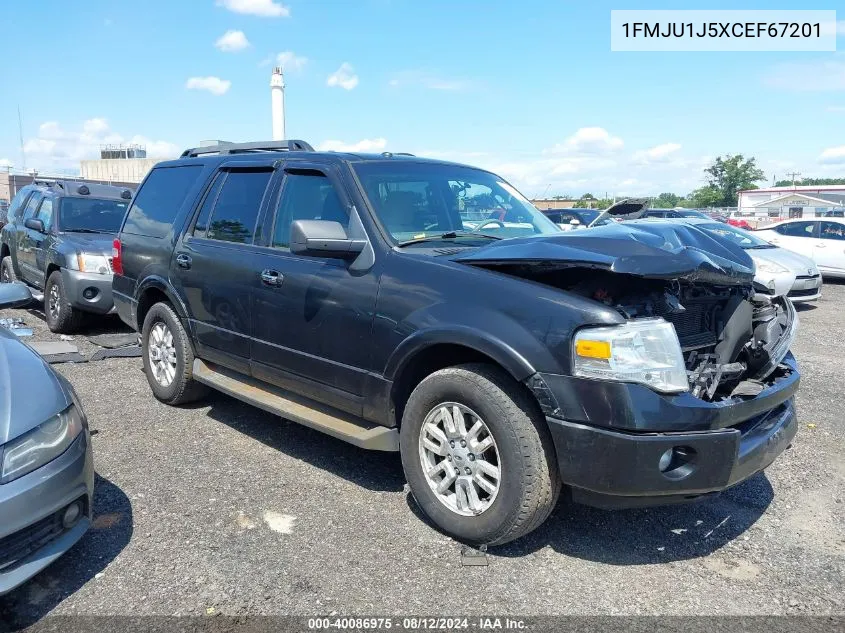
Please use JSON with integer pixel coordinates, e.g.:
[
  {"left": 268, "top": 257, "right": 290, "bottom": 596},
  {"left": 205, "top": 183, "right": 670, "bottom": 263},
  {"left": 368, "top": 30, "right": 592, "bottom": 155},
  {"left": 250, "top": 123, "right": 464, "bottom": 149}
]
[
  {"left": 180, "top": 140, "right": 314, "bottom": 158},
  {"left": 33, "top": 179, "right": 59, "bottom": 188}
]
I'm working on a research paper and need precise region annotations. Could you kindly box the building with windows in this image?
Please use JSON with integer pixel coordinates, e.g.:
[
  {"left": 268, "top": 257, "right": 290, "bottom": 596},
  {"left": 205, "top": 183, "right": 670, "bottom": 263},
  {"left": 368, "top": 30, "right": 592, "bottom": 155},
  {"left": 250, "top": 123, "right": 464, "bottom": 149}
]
[
  {"left": 79, "top": 144, "right": 171, "bottom": 184},
  {"left": 737, "top": 185, "right": 845, "bottom": 222}
]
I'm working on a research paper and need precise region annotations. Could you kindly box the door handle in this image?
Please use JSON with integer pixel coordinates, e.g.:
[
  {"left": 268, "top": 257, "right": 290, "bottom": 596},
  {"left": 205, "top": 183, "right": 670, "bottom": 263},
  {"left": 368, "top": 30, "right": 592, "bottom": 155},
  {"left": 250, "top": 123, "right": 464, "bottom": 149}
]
[
  {"left": 815, "top": 244, "right": 826, "bottom": 248},
  {"left": 260, "top": 269, "right": 284, "bottom": 286},
  {"left": 175, "top": 253, "right": 192, "bottom": 269}
]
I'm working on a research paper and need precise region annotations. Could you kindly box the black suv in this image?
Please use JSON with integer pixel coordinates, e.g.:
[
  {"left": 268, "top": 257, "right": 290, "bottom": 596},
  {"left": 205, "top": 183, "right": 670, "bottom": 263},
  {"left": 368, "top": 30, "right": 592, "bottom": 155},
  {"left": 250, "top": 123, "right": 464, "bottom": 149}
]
[
  {"left": 113, "top": 140, "right": 800, "bottom": 545},
  {"left": 1, "top": 180, "right": 132, "bottom": 332}
]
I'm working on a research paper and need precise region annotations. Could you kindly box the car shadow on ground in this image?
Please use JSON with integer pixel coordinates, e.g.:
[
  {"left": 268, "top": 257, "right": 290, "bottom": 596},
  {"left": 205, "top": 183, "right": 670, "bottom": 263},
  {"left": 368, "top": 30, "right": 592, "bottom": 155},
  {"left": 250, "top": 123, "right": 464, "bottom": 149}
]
[
  {"left": 203, "top": 391, "right": 406, "bottom": 493},
  {"left": 0, "top": 473, "right": 133, "bottom": 630},
  {"left": 406, "top": 471, "right": 774, "bottom": 564},
  {"left": 23, "top": 303, "right": 132, "bottom": 335}
]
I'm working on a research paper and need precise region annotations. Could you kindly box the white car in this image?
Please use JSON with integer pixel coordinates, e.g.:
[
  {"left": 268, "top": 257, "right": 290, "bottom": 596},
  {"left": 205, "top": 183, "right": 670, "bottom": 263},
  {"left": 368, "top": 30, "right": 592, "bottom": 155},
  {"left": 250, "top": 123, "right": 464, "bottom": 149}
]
[{"left": 755, "top": 218, "right": 845, "bottom": 279}]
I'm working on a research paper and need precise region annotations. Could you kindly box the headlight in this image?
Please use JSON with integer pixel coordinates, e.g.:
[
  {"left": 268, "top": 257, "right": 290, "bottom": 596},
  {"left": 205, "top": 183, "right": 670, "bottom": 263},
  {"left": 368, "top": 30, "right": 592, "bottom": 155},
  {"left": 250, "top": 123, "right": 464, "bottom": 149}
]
[
  {"left": 573, "top": 319, "right": 688, "bottom": 393},
  {"left": 752, "top": 257, "right": 788, "bottom": 275},
  {"left": 72, "top": 253, "right": 111, "bottom": 274},
  {"left": 0, "top": 405, "right": 84, "bottom": 484}
]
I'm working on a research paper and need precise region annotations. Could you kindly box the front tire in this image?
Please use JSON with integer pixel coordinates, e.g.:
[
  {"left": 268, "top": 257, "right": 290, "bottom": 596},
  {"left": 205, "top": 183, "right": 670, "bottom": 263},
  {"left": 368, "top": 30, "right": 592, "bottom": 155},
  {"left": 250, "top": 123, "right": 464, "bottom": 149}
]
[
  {"left": 400, "top": 363, "right": 561, "bottom": 546},
  {"left": 141, "top": 302, "right": 208, "bottom": 405},
  {"left": 45, "top": 270, "right": 84, "bottom": 333}
]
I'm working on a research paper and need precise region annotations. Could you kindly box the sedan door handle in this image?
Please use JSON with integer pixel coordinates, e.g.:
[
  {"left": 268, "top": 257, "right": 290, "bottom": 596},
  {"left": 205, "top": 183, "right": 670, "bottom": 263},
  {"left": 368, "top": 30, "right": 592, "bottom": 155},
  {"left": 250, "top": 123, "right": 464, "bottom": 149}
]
[
  {"left": 815, "top": 243, "right": 826, "bottom": 248},
  {"left": 175, "top": 253, "right": 192, "bottom": 269},
  {"left": 260, "top": 269, "right": 284, "bottom": 287}
]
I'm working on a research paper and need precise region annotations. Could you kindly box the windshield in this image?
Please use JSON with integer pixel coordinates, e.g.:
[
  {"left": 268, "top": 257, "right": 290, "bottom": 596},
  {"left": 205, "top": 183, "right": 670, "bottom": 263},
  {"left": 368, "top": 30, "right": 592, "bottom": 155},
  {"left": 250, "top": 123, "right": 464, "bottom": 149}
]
[
  {"left": 676, "top": 210, "right": 709, "bottom": 219},
  {"left": 697, "top": 221, "right": 774, "bottom": 248},
  {"left": 353, "top": 162, "right": 560, "bottom": 245},
  {"left": 59, "top": 197, "right": 128, "bottom": 233},
  {"left": 576, "top": 210, "right": 600, "bottom": 224}
]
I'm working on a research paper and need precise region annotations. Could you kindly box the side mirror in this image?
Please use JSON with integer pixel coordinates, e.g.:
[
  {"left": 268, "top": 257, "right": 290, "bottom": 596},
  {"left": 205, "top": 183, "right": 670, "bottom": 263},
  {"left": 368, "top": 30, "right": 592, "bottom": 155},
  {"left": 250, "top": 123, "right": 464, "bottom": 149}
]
[
  {"left": 24, "top": 218, "right": 45, "bottom": 233},
  {"left": 0, "top": 281, "right": 32, "bottom": 309},
  {"left": 290, "top": 219, "right": 367, "bottom": 259}
]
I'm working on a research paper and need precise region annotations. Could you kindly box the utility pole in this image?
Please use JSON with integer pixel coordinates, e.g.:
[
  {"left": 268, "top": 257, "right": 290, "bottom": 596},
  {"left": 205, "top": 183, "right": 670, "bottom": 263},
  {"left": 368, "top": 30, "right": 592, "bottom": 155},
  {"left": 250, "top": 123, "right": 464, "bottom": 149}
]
[
  {"left": 786, "top": 171, "right": 801, "bottom": 187},
  {"left": 17, "top": 105, "right": 26, "bottom": 172}
]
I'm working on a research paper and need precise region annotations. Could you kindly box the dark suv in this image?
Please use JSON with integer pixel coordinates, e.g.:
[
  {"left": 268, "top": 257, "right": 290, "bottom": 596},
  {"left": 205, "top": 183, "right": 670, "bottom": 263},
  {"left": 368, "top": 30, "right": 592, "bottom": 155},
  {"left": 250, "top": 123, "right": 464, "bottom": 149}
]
[
  {"left": 1, "top": 180, "right": 132, "bottom": 332},
  {"left": 113, "top": 140, "right": 800, "bottom": 545}
]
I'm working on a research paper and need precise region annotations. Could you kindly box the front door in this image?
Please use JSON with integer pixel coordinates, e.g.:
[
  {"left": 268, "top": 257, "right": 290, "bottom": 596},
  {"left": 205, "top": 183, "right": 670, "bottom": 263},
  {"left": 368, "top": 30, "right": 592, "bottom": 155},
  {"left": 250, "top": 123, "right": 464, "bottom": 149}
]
[
  {"left": 170, "top": 163, "right": 276, "bottom": 375},
  {"left": 249, "top": 163, "right": 379, "bottom": 416},
  {"left": 814, "top": 221, "right": 845, "bottom": 275}
]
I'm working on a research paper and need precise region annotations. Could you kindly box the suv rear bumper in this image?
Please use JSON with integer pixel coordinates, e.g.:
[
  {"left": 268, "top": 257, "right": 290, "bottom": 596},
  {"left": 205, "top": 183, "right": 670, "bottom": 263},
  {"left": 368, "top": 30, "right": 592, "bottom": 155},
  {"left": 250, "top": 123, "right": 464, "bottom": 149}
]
[
  {"left": 537, "top": 354, "right": 800, "bottom": 508},
  {"left": 61, "top": 269, "right": 114, "bottom": 315}
]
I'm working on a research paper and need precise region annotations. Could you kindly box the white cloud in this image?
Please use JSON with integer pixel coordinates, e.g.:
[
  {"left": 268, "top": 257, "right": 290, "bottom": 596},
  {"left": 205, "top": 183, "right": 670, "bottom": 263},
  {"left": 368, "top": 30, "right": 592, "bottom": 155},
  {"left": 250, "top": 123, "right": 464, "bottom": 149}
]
[
  {"left": 215, "top": 30, "right": 250, "bottom": 52},
  {"left": 185, "top": 76, "right": 231, "bottom": 95},
  {"left": 0, "top": 158, "right": 12, "bottom": 169},
  {"left": 763, "top": 56, "right": 845, "bottom": 92},
  {"left": 388, "top": 70, "right": 473, "bottom": 91},
  {"left": 327, "top": 63, "right": 359, "bottom": 90},
  {"left": 318, "top": 138, "right": 387, "bottom": 152},
  {"left": 633, "top": 142, "right": 682, "bottom": 164},
  {"left": 276, "top": 51, "right": 308, "bottom": 72},
  {"left": 19, "top": 119, "right": 178, "bottom": 172},
  {"left": 819, "top": 145, "right": 845, "bottom": 164},
  {"left": 216, "top": 0, "right": 289, "bottom": 18},
  {"left": 545, "top": 127, "right": 624, "bottom": 155}
]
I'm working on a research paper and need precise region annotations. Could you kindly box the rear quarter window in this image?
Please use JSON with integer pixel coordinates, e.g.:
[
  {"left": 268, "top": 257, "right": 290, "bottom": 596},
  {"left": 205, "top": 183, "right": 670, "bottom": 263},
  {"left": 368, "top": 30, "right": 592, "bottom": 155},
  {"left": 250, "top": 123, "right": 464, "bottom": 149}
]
[{"left": 122, "top": 166, "right": 203, "bottom": 238}]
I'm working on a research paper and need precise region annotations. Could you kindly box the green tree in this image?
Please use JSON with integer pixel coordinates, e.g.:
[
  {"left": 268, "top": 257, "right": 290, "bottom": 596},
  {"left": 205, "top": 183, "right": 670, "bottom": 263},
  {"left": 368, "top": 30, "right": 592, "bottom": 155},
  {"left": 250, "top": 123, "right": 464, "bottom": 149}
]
[
  {"left": 652, "top": 192, "right": 681, "bottom": 208},
  {"left": 704, "top": 155, "right": 766, "bottom": 206},
  {"left": 686, "top": 185, "right": 724, "bottom": 208},
  {"left": 580, "top": 193, "right": 595, "bottom": 200},
  {"left": 774, "top": 177, "right": 845, "bottom": 187}
]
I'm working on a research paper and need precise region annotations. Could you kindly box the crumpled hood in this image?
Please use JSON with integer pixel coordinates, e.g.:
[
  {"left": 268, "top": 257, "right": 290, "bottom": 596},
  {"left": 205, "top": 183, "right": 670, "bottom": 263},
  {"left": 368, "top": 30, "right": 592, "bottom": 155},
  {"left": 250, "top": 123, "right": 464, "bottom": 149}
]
[
  {"left": 454, "top": 221, "right": 756, "bottom": 285},
  {"left": 61, "top": 232, "right": 115, "bottom": 254},
  {"left": 0, "top": 328, "right": 73, "bottom": 445}
]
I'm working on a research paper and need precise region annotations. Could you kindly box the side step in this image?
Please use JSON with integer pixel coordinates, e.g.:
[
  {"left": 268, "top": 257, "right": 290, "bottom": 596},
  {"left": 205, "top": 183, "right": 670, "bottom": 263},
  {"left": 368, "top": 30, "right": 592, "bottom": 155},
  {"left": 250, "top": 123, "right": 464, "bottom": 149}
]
[{"left": 192, "top": 359, "right": 399, "bottom": 452}]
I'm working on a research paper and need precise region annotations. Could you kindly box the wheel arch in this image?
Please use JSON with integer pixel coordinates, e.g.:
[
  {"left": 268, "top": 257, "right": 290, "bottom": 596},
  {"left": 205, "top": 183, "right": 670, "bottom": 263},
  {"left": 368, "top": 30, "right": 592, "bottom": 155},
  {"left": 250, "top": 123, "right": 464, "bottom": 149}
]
[{"left": 135, "top": 277, "right": 190, "bottom": 331}]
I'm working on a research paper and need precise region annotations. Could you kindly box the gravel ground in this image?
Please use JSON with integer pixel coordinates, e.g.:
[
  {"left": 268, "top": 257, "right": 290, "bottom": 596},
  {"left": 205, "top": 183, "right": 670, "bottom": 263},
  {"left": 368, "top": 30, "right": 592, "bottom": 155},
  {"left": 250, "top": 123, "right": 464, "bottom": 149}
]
[{"left": 0, "top": 283, "right": 843, "bottom": 625}]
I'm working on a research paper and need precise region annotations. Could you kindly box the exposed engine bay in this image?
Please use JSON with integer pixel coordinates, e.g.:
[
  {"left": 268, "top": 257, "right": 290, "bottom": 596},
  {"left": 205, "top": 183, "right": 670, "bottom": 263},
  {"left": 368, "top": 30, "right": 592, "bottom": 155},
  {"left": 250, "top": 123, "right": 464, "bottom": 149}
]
[{"left": 563, "top": 271, "right": 797, "bottom": 401}]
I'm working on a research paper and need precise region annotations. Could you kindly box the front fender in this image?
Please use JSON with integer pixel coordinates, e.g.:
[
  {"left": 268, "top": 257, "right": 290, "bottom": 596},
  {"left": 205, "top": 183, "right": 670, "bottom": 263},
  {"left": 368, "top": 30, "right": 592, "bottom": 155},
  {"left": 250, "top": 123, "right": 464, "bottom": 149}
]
[{"left": 383, "top": 303, "right": 565, "bottom": 382}]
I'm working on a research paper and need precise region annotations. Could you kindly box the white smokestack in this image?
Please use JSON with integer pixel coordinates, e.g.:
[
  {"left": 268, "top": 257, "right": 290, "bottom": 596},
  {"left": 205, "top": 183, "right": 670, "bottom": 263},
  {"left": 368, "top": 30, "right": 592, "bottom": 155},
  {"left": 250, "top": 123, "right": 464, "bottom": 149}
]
[{"left": 270, "top": 66, "right": 286, "bottom": 141}]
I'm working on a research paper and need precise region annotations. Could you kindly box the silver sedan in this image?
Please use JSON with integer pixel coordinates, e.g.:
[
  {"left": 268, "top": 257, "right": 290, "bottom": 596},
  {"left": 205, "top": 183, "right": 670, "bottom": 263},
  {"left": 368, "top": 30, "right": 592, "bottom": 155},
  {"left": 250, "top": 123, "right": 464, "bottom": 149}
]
[{"left": 682, "top": 219, "right": 822, "bottom": 303}]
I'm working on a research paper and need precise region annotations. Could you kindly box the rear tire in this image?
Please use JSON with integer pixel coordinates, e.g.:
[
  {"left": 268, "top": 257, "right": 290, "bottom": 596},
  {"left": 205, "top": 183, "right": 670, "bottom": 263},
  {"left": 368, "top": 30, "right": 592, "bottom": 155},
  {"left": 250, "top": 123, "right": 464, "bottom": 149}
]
[
  {"left": 1, "top": 256, "right": 18, "bottom": 283},
  {"left": 400, "top": 363, "right": 561, "bottom": 546},
  {"left": 141, "top": 302, "right": 208, "bottom": 405},
  {"left": 45, "top": 270, "right": 84, "bottom": 333}
]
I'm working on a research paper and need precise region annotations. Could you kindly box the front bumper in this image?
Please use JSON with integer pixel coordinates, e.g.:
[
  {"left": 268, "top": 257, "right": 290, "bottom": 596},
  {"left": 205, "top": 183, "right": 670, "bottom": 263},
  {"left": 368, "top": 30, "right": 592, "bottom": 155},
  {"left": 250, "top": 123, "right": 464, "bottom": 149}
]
[
  {"left": 0, "top": 430, "right": 94, "bottom": 595},
  {"left": 537, "top": 354, "right": 800, "bottom": 509},
  {"left": 61, "top": 269, "right": 115, "bottom": 315},
  {"left": 787, "top": 275, "right": 822, "bottom": 303}
]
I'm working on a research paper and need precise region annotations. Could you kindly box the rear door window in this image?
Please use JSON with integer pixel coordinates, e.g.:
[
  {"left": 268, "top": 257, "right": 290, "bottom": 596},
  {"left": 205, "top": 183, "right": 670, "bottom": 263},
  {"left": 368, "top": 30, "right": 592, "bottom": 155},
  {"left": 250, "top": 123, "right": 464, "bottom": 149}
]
[
  {"left": 7, "top": 189, "right": 32, "bottom": 221},
  {"left": 123, "top": 166, "right": 203, "bottom": 238},
  {"left": 199, "top": 169, "right": 273, "bottom": 244},
  {"left": 819, "top": 222, "right": 845, "bottom": 241}
]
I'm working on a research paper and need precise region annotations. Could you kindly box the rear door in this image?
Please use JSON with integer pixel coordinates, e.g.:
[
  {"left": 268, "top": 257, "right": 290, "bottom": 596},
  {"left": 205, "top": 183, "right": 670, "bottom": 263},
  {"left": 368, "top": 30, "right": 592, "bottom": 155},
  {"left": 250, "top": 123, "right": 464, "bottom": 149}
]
[
  {"left": 29, "top": 196, "right": 55, "bottom": 289},
  {"left": 248, "top": 162, "right": 379, "bottom": 416},
  {"left": 16, "top": 192, "right": 43, "bottom": 284},
  {"left": 170, "top": 161, "right": 276, "bottom": 375},
  {"left": 813, "top": 221, "right": 845, "bottom": 275}
]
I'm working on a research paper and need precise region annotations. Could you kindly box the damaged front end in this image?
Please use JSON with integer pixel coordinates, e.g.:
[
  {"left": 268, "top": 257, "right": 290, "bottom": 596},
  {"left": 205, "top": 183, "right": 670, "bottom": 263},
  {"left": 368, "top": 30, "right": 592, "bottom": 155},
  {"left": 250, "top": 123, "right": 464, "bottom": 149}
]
[{"left": 455, "top": 221, "right": 799, "bottom": 401}]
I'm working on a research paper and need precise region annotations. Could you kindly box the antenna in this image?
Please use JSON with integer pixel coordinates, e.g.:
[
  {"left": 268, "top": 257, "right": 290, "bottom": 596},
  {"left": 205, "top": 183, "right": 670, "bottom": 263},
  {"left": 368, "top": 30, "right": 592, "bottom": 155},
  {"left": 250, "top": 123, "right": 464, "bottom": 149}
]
[
  {"left": 17, "top": 105, "right": 26, "bottom": 172},
  {"left": 786, "top": 171, "right": 801, "bottom": 187}
]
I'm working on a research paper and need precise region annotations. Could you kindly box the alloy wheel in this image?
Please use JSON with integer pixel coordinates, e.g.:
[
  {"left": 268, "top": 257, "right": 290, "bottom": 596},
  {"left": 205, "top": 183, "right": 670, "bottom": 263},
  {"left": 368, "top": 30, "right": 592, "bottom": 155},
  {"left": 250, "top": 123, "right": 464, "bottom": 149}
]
[
  {"left": 148, "top": 322, "right": 177, "bottom": 387},
  {"left": 418, "top": 402, "right": 501, "bottom": 516},
  {"left": 48, "top": 284, "right": 61, "bottom": 321}
]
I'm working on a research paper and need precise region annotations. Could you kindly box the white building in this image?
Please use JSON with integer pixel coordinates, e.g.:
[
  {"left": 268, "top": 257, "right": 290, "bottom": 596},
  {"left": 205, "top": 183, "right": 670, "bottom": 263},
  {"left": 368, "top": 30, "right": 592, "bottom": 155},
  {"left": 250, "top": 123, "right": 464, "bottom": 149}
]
[{"left": 737, "top": 185, "right": 845, "bottom": 223}]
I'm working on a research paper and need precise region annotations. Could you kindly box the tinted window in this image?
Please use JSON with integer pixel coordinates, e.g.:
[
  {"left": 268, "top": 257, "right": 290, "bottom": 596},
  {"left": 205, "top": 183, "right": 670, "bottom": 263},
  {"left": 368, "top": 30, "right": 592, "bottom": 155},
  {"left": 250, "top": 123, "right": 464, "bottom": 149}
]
[
  {"left": 272, "top": 172, "right": 348, "bottom": 249},
  {"left": 123, "top": 166, "right": 203, "bottom": 238},
  {"left": 192, "top": 172, "right": 226, "bottom": 238},
  {"left": 204, "top": 170, "right": 272, "bottom": 244},
  {"left": 37, "top": 198, "right": 54, "bottom": 228},
  {"left": 60, "top": 198, "right": 128, "bottom": 233},
  {"left": 774, "top": 221, "right": 816, "bottom": 238},
  {"left": 22, "top": 193, "right": 42, "bottom": 220},
  {"left": 6, "top": 189, "right": 31, "bottom": 221},
  {"left": 819, "top": 222, "right": 845, "bottom": 241}
]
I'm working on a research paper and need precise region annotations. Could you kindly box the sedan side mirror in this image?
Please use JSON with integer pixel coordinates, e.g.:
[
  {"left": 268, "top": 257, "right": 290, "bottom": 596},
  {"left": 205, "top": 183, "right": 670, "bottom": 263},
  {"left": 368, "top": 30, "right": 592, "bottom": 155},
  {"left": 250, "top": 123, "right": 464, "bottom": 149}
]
[
  {"left": 24, "top": 218, "right": 45, "bottom": 233},
  {"left": 0, "top": 281, "right": 33, "bottom": 309},
  {"left": 290, "top": 219, "right": 366, "bottom": 259}
]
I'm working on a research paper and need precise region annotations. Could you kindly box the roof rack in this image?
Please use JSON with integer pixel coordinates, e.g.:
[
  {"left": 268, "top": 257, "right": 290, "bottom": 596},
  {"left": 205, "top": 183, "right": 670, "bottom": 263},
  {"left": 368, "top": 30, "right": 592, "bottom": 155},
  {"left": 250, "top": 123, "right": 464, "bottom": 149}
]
[
  {"left": 180, "top": 140, "right": 314, "bottom": 158},
  {"left": 33, "top": 179, "right": 61, "bottom": 188}
]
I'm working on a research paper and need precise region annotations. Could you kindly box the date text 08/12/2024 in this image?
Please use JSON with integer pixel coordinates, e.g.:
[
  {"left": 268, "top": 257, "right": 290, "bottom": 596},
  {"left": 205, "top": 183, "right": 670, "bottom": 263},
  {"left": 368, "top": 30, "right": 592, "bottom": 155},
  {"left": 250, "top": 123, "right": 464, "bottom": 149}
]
[{"left": 307, "top": 617, "right": 528, "bottom": 630}]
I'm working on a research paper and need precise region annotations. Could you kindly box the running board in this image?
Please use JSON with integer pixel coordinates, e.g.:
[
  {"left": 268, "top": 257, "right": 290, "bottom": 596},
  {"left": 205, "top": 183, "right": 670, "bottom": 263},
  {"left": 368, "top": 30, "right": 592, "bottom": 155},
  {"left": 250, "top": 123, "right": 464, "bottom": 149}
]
[{"left": 192, "top": 359, "right": 399, "bottom": 452}]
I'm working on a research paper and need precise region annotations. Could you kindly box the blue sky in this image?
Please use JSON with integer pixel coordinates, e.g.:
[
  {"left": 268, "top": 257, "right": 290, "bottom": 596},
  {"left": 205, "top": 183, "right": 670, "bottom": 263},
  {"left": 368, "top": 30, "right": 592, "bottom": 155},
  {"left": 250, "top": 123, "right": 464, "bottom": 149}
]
[{"left": 0, "top": 0, "right": 842, "bottom": 197}]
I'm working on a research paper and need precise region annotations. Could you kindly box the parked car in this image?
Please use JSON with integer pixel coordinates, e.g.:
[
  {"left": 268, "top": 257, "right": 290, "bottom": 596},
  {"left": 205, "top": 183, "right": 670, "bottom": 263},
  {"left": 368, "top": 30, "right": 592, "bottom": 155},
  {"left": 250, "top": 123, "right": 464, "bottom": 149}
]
[
  {"left": 0, "top": 200, "right": 9, "bottom": 230},
  {"left": 113, "top": 140, "right": 799, "bottom": 545},
  {"left": 0, "top": 282, "right": 94, "bottom": 594},
  {"left": 0, "top": 180, "right": 133, "bottom": 333},
  {"left": 665, "top": 218, "right": 822, "bottom": 303},
  {"left": 728, "top": 217, "right": 754, "bottom": 231},
  {"left": 541, "top": 209, "right": 600, "bottom": 231},
  {"left": 640, "top": 208, "right": 711, "bottom": 220},
  {"left": 754, "top": 217, "right": 845, "bottom": 279}
]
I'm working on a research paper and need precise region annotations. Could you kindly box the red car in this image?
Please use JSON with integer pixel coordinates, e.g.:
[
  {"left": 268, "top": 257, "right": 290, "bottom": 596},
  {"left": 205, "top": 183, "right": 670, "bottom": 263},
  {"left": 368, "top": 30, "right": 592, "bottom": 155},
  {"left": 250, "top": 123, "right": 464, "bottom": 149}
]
[{"left": 727, "top": 217, "right": 753, "bottom": 230}]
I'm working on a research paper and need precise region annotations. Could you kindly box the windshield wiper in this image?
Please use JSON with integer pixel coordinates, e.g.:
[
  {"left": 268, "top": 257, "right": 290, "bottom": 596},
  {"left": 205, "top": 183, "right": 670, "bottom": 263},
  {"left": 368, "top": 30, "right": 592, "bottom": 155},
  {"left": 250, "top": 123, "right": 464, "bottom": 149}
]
[
  {"left": 746, "top": 244, "right": 777, "bottom": 249},
  {"left": 397, "top": 232, "right": 503, "bottom": 247},
  {"left": 63, "top": 228, "right": 108, "bottom": 234}
]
